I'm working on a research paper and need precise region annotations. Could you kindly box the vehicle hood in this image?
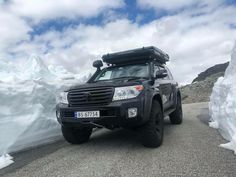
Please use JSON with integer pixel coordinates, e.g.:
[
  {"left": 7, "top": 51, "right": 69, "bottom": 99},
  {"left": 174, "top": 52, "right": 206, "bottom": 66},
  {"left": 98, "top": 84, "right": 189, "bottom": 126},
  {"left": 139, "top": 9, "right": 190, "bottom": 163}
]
[{"left": 69, "top": 79, "right": 146, "bottom": 90}]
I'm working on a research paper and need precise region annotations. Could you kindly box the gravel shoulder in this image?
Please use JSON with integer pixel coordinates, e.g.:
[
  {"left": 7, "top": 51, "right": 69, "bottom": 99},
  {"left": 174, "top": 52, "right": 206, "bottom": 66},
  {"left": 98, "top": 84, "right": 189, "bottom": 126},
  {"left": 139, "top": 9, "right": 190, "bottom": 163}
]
[{"left": 1, "top": 102, "right": 236, "bottom": 177}]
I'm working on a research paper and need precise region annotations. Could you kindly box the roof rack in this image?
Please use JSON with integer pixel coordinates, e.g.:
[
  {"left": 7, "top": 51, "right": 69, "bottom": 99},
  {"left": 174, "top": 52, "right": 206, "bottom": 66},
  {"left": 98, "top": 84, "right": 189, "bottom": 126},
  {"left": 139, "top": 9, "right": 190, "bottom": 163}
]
[{"left": 102, "top": 46, "right": 169, "bottom": 65}]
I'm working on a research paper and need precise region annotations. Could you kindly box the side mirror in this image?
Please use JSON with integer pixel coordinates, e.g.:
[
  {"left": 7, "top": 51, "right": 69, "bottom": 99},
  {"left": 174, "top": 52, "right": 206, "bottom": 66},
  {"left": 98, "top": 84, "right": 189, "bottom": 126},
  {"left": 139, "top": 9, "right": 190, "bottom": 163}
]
[
  {"left": 93, "top": 60, "right": 103, "bottom": 70},
  {"left": 156, "top": 69, "right": 168, "bottom": 78}
]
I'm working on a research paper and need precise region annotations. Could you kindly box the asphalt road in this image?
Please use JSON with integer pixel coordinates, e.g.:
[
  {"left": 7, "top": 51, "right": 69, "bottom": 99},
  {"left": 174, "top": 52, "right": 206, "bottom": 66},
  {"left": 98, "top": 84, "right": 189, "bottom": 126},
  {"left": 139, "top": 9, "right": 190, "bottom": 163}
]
[{"left": 1, "top": 102, "right": 236, "bottom": 177}]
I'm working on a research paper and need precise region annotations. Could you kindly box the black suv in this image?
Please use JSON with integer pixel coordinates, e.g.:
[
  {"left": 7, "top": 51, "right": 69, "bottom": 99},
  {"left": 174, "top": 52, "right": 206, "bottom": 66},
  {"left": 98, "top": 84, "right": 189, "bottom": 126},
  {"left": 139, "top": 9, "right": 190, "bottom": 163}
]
[{"left": 56, "top": 46, "right": 182, "bottom": 148}]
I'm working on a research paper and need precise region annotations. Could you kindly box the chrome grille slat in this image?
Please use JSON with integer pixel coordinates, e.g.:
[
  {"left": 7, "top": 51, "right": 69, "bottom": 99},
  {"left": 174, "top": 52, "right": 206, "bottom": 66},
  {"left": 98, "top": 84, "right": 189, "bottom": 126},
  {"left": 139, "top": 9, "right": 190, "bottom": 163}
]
[
  {"left": 70, "top": 87, "right": 112, "bottom": 92},
  {"left": 69, "top": 92, "right": 112, "bottom": 98},
  {"left": 69, "top": 90, "right": 113, "bottom": 95}
]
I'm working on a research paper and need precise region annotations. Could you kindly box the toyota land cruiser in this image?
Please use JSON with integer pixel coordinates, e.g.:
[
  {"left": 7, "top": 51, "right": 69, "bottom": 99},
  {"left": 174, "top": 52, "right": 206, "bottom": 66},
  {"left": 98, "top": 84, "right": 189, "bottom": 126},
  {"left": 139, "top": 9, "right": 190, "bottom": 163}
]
[{"left": 56, "top": 46, "right": 183, "bottom": 148}]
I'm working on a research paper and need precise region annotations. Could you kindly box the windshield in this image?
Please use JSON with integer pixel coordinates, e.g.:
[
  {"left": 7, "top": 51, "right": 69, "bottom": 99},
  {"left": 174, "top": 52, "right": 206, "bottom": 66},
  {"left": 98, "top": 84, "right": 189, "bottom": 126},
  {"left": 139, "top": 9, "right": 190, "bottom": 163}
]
[{"left": 94, "top": 63, "right": 149, "bottom": 81}]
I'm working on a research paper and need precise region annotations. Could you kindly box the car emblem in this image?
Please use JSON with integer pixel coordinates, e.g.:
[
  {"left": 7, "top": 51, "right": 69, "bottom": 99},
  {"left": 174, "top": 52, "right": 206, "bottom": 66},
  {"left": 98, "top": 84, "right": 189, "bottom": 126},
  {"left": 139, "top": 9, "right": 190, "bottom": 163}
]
[{"left": 83, "top": 92, "right": 92, "bottom": 102}]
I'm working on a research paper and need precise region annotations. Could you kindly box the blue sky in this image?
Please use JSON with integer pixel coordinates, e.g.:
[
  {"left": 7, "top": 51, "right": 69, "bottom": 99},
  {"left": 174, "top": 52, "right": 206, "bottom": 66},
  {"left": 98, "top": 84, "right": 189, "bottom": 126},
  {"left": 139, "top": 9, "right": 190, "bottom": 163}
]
[
  {"left": 30, "top": 0, "right": 159, "bottom": 36},
  {"left": 30, "top": 0, "right": 236, "bottom": 36},
  {"left": 30, "top": 0, "right": 214, "bottom": 36},
  {"left": 0, "top": 0, "right": 236, "bottom": 84}
]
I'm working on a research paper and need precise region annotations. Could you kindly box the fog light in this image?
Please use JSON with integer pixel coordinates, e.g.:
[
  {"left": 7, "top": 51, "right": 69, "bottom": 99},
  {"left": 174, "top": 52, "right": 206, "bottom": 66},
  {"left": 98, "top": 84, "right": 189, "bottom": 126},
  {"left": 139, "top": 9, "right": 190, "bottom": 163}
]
[
  {"left": 128, "top": 108, "right": 137, "bottom": 118},
  {"left": 56, "top": 111, "right": 60, "bottom": 118}
]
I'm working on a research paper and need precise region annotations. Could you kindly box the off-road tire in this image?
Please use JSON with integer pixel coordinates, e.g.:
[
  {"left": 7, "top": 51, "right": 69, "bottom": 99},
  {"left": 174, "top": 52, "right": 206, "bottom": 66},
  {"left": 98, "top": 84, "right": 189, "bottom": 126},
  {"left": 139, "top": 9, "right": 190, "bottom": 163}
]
[
  {"left": 169, "top": 96, "right": 183, "bottom": 124},
  {"left": 61, "top": 126, "right": 92, "bottom": 144},
  {"left": 140, "top": 101, "right": 164, "bottom": 148}
]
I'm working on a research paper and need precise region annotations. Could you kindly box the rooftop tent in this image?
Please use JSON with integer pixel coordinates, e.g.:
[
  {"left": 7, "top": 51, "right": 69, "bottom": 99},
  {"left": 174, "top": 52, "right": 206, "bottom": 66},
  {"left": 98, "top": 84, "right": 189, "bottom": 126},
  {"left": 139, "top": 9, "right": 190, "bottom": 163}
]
[{"left": 102, "top": 46, "right": 169, "bottom": 65}]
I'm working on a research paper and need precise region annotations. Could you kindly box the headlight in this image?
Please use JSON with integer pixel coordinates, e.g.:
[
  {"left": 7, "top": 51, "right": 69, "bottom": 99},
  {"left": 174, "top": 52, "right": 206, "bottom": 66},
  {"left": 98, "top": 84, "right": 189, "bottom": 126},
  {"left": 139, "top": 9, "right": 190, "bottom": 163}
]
[
  {"left": 113, "top": 85, "right": 144, "bottom": 101},
  {"left": 58, "top": 92, "right": 69, "bottom": 104}
]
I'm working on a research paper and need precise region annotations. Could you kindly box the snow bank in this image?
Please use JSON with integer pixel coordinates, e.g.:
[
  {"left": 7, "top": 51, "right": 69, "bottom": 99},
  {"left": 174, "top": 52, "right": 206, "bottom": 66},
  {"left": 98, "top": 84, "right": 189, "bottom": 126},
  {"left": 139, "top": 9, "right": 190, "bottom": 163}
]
[
  {"left": 0, "top": 54, "right": 85, "bottom": 169},
  {"left": 209, "top": 42, "right": 236, "bottom": 154}
]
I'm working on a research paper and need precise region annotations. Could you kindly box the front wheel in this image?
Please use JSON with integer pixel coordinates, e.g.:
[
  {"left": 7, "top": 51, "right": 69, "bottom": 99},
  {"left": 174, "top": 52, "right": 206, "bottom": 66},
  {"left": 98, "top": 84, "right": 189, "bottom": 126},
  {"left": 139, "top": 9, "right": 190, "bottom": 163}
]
[
  {"left": 61, "top": 126, "right": 92, "bottom": 144},
  {"left": 139, "top": 101, "right": 164, "bottom": 148}
]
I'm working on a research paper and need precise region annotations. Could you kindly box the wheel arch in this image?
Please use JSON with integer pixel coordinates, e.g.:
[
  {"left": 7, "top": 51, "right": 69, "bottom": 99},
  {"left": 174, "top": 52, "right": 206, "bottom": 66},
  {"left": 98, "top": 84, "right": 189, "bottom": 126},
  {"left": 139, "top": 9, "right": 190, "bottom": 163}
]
[
  {"left": 177, "top": 90, "right": 181, "bottom": 100},
  {"left": 152, "top": 94, "right": 163, "bottom": 113},
  {"left": 176, "top": 89, "right": 182, "bottom": 106}
]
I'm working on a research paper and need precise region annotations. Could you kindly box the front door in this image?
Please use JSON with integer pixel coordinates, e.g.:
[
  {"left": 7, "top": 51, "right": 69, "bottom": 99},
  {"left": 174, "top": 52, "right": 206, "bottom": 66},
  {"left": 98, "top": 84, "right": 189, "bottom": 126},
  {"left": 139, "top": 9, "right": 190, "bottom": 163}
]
[{"left": 154, "top": 64, "right": 173, "bottom": 111}]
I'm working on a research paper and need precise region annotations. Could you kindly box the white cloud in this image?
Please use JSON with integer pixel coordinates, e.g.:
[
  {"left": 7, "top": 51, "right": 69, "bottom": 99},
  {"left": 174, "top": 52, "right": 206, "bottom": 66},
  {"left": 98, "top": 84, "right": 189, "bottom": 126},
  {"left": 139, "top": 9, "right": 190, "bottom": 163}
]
[
  {"left": 15, "top": 7, "right": 235, "bottom": 84},
  {"left": 0, "top": 8, "right": 31, "bottom": 59},
  {"left": 0, "top": 1, "right": 236, "bottom": 84},
  {"left": 137, "top": 0, "right": 223, "bottom": 11},
  {"left": 40, "top": 7, "right": 236, "bottom": 83},
  {"left": 7, "top": 0, "right": 125, "bottom": 23}
]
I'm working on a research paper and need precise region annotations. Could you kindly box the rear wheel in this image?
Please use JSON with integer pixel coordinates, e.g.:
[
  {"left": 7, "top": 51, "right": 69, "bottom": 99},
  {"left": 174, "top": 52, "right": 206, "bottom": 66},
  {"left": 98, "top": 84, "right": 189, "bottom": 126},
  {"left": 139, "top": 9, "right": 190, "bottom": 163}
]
[
  {"left": 140, "top": 101, "right": 164, "bottom": 148},
  {"left": 61, "top": 126, "right": 92, "bottom": 144},
  {"left": 169, "top": 96, "right": 183, "bottom": 124}
]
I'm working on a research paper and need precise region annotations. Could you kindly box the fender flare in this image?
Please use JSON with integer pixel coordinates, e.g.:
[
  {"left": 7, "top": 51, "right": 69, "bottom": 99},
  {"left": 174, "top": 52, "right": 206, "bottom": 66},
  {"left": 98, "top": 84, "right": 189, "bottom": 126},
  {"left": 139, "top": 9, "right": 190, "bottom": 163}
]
[{"left": 174, "top": 89, "right": 182, "bottom": 108}]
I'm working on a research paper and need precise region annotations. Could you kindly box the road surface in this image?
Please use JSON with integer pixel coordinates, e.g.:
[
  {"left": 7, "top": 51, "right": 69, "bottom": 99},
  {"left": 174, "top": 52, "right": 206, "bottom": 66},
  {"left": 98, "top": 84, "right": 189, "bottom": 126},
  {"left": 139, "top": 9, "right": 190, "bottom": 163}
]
[{"left": 1, "top": 102, "right": 236, "bottom": 177}]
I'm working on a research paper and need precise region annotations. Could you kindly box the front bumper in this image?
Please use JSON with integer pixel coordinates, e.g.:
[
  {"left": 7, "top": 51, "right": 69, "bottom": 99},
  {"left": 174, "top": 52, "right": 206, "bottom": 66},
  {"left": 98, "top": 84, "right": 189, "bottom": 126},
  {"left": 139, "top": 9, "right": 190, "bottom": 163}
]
[{"left": 56, "top": 97, "right": 146, "bottom": 128}]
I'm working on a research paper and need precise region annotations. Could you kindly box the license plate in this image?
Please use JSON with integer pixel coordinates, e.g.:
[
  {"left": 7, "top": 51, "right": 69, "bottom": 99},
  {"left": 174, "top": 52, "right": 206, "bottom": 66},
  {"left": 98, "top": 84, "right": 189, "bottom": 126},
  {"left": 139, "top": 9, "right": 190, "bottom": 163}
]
[{"left": 75, "top": 111, "right": 100, "bottom": 118}]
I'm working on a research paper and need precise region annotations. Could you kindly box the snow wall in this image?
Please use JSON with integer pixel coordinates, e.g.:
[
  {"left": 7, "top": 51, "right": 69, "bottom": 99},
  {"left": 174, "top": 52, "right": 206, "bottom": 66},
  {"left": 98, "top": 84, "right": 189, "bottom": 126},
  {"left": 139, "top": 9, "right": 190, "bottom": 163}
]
[
  {"left": 0, "top": 55, "right": 86, "bottom": 169},
  {"left": 209, "top": 43, "right": 236, "bottom": 154}
]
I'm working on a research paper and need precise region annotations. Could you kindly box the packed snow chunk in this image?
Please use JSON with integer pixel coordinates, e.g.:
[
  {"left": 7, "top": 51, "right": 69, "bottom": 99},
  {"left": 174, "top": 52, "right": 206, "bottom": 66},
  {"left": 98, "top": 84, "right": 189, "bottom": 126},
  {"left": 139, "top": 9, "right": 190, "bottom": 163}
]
[
  {"left": 209, "top": 120, "right": 219, "bottom": 129},
  {"left": 48, "top": 65, "right": 75, "bottom": 80},
  {"left": 22, "top": 54, "right": 56, "bottom": 81},
  {"left": 0, "top": 54, "right": 84, "bottom": 168},
  {"left": 0, "top": 59, "right": 20, "bottom": 82},
  {"left": 0, "top": 154, "right": 14, "bottom": 170},
  {"left": 219, "top": 135, "right": 236, "bottom": 155},
  {"left": 209, "top": 42, "right": 236, "bottom": 154}
]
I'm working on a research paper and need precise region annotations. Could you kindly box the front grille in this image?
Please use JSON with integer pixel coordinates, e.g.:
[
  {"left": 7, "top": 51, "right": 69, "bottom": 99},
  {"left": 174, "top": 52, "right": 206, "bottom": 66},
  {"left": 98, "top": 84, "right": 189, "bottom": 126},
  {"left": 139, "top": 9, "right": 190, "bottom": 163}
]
[{"left": 68, "top": 87, "right": 114, "bottom": 107}]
